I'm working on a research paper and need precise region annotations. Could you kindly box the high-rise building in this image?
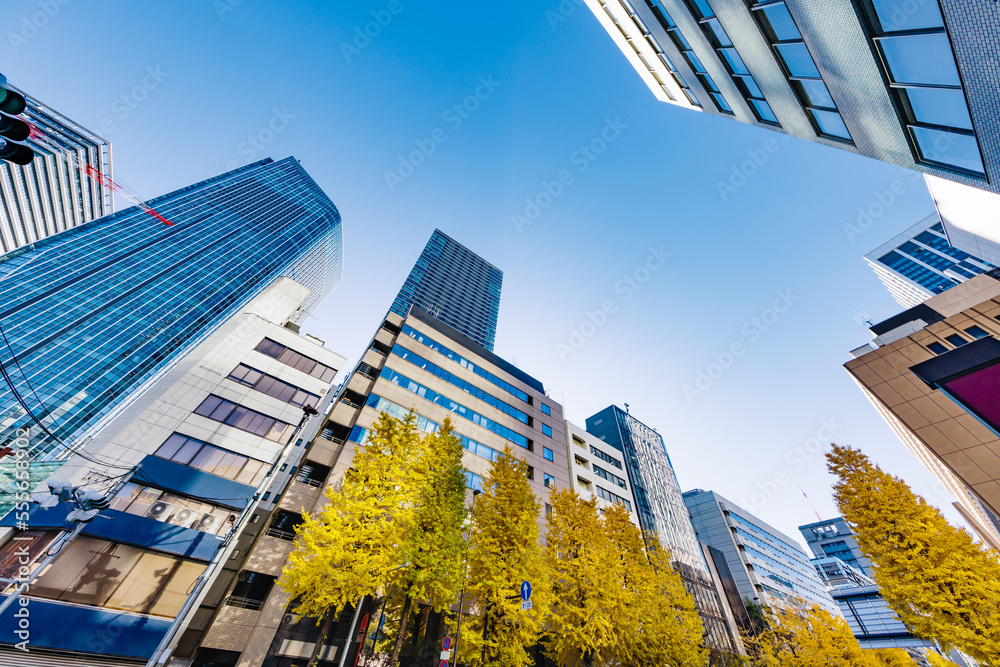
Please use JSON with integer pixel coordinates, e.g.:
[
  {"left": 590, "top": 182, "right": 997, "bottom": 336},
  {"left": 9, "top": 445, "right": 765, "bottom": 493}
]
[
  {"left": 188, "top": 235, "right": 567, "bottom": 666},
  {"left": 563, "top": 420, "right": 639, "bottom": 524},
  {"left": 1, "top": 82, "right": 113, "bottom": 254},
  {"left": 847, "top": 273, "right": 1000, "bottom": 551},
  {"left": 684, "top": 489, "right": 838, "bottom": 615},
  {"left": 0, "top": 157, "right": 343, "bottom": 483},
  {"left": 865, "top": 213, "right": 996, "bottom": 309},
  {"left": 0, "top": 278, "right": 346, "bottom": 666},
  {"left": 583, "top": 0, "right": 1000, "bottom": 194},
  {"left": 389, "top": 229, "right": 502, "bottom": 351},
  {"left": 799, "top": 519, "right": 938, "bottom": 656},
  {"left": 585, "top": 405, "right": 740, "bottom": 656}
]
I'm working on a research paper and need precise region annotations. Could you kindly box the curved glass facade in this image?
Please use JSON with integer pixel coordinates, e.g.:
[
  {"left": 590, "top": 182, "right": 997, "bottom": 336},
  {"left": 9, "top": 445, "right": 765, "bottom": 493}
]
[{"left": 0, "top": 157, "right": 343, "bottom": 461}]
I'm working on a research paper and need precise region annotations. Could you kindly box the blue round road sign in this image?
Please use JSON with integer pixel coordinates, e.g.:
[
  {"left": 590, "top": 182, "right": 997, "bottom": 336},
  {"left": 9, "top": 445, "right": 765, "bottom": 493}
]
[
  {"left": 520, "top": 581, "right": 531, "bottom": 601},
  {"left": 442, "top": 636, "right": 452, "bottom": 651}
]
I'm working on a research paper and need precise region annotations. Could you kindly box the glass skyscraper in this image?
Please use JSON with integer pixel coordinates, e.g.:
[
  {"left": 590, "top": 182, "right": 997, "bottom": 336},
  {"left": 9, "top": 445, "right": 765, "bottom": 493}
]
[
  {"left": 0, "top": 157, "right": 343, "bottom": 464},
  {"left": 389, "top": 229, "right": 502, "bottom": 351},
  {"left": 865, "top": 213, "right": 996, "bottom": 309},
  {"left": 586, "top": 405, "right": 738, "bottom": 655}
]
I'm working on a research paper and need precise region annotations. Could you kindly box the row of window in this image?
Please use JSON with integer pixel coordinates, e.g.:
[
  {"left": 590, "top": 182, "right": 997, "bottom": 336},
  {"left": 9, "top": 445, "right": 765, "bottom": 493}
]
[
  {"left": 401, "top": 325, "right": 530, "bottom": 402},
  {"left": 682, "top": 0, "right": 777, "bottom": 124},
  {"left": 228, "top": 363, "right": 320, "bottom": 408},
  {"left": 594, "top": 464, "right": 628, "bottom": 489},
  {"left": 861, "top": 0, "right": 984, "bottom": 176},
  {"left": 590, "top": 445, "right": 624, "bottom": 470},
  {"left": 363, "top": 394, "right": 440, "bottom": 433},
  {"left": 926, "top": 324, "right": 989, "bottom": 355},
  {"left": 380, "top": 367, "right": 532, "bottom": 450},
  {"left": 154, "top": 432, "right": 268, "bottom": 486},
  {"left": 749, "top": 0, "right": 851, "bottom": 141},
  {"left": 595, "top": 484, "right": 634, "bottom": 511},
  {"left": 646, "top": 0, "right": 727, "bottom": 111},
  {"left": 390, "top": 344, "right": 531, "bottom": 424},
  {"left": 194, "top": 395, "right": 293, "bottom": 443},
  {"left": 254, "top": 337, "right": 338, "bottom": 383}
]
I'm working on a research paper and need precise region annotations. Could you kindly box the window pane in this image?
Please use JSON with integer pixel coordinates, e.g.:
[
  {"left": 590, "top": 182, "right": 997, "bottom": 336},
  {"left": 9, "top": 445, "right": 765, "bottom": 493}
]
[
  {"left": 775, "top": 43, "right": 820, "bottom": 78},
  {"left": 797, "top": 79, "right": 835, "bottom": 108},
  {"left": 733, "top": 75, "right": 763, "bottom": 99},
  {"left": 759, "top": 3, "right": 800, "bottom": 41},
  {"left": 156, "top": 434, "right": 187, "bottom": 460},
  {"left": 811, "top": 109, "right": 852, "bottom": 140},
  {"left": 194, "top": 396, "right": 222, "bottom": 418},
  {"left": 871, "top": 0, "right": 944, "bottom": 32},
  {"left": 910, "top": 126, "right": 985, "bottom": 175},
  {"left": 668, "top": 30, "right": 691, "bottom": 51},
  {"left": 107, "top": 552, "right": 202, "bottom": 617},
  {"left": 210, "top": 399, "right": 235, "bottom": 422},
  {"left": 174, "top": 439, "right": 202, "bottom": 465},
  {"left": 700, "top": 74, "right": 720, "bottom": 93},
  {"left": 879, "top": 34, "right": 961, "bottom": 86},
  {"left": 33, "top": 538, "right": 142, "bottom": 608},
  {"left": 903, "top": 88, "right": 973, "bottom": 130},
  {"left": 689, "top": 0, "right": 714, "bottom": 19},
  {"left": 704, "top": 18, "right": 732, "bottom": 46},
  {"left": 684, "top": 52, "right": 706, "bottom": 74},
  {"left": 719, "top": 48, "right": 749, "bottom": 75},
  {"left": 225, "top": 406, "right": 251, "bottom": 428},
  {"left": 192, "top": 445, "right": 225, "bottom": 472},
  {"left": 750, "top": 99, "right": 779, "bottom": 124}
]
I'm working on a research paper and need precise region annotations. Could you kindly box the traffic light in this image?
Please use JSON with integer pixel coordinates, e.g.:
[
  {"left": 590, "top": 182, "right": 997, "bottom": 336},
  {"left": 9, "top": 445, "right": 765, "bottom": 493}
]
[{"left": 0, "top": 74, "right": 34, "bottom": 165}]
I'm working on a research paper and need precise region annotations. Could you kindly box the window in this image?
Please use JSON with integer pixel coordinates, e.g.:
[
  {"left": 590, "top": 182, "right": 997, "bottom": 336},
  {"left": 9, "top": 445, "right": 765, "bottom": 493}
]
[
  {"left": 296, "top": 461, "right": 330, "bottom": 487},
  {"left": 228, "top": 364, "right": 320, "bottom": 408},
  {"left": 945, "top": 334, "right": 968, "bottom": 348},
  {"left": 254, "top": 338, "right": 338, "bottom": 382},
  {"left": 543, "top": 447, "right": 554, "bottom": 462},
  {"left": 590, "top": 446, "right": 623, "bottom": 469},
  {"left": 154, "top": 434, "right": 268, "bottom": 485},
  {"left": 526, "top": 465, "right": 535, "bottom": 481},
  {"left": 577, "top": 476, "right": 593, "bottom": 491},
  {"left": 966, "top": 325, "right": 989, "bottom": 340},
  {"left": 110, "top": 483, "right": 233, "bottom": 536},
  {"left": 594, "top": 464, "right": 628, "bottom": 489},
  {"left": 927, "top": 341, "right": 949, "bottom": 355},
  {"left": 574, "top": 455, "right": 589, "bottom": 469},
  {"left": 227, "top": 571, "right": 277, "bottom": 610},
  {"left": 542, "top": 424, "right": 552, "bottom": 437},
  {"left": 541, "top": 403, "right": 551, "bottom": 416},
  {"left": 194, "top": 395, "right": 293, "bottom": 443},
  {"left": 859, "top": 0, "right": 984, "bottom": 176},
  {"left": 29, "top": 537, "right": 203, "bottom": 617},
  {"left": 681, "top": 0, "right": 777, "bottom": 124},
  {"left": 748, "top": 0, "right": 851, "bottom": 141},
  {"left": 646, "top": 0, "right": 732, "bottom": 111},
  {"left": 465, "top": 470, "right": 485, "bottom": 492},
  {"left": 595, "top": 485, "right": 633, "bottom": 511},
  {"left": 545, "top": 503, "right": 552, "bottom": 518},
  {"left": 267, "top": 510, "right": 304, "bottom": 540},
  {"left": 544, "top": 473, "right": 555, "bottom": 488}
]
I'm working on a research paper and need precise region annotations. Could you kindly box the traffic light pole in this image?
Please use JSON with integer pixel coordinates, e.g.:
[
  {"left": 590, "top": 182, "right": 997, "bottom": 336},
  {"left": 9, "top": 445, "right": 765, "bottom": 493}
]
[
  {"left": 145, "top": 405, "right": 318, "bottom": 667},
  {"left": 0, "top": 466, "right": 139, "bottom": 618}
]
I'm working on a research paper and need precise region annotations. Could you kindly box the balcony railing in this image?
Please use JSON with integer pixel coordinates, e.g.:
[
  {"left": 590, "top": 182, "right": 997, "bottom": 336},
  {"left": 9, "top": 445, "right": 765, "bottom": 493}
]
[
  {"left": 225, "top": 596, "right": 264, "bottom": 611},
  {"left": 265, "top": 526, "right": 298, "bottom": 541}
]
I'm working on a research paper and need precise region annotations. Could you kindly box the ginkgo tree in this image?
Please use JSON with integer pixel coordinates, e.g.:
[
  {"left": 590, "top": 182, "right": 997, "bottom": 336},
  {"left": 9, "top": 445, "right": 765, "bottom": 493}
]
[
  {"left": 277, "top": 411, "right": 426, "bottom": 667},
  {"left": 827, "top": 444, "right": 1000, "bottom": 664}
]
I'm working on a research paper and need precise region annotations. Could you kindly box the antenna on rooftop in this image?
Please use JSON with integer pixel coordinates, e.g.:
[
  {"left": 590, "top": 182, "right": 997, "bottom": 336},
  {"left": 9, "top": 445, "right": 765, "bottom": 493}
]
[{"left": 624, "top": 403, "right": 630, "bottom": 414}]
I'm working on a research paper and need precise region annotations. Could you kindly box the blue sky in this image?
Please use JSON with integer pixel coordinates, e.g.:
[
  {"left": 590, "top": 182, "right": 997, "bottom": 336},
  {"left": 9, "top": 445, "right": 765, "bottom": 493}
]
[{"left": 1, "top": 0, "right": 957, "bottom": 545}]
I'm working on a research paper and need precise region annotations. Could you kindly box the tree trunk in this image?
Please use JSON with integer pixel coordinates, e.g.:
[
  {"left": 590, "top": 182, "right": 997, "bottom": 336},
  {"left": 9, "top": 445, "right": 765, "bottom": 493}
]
[
  {"left": 390, "top": 595, "right": 413, "bottom": 667},
  {"left": 307, "top": 610, "right": 336, "bottom": 667}
]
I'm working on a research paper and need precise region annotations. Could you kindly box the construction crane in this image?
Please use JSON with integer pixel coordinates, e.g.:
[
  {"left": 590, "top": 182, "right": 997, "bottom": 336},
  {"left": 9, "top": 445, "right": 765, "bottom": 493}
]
[{"left": 28, "top": 124, "right": 173, "bottom": 226}]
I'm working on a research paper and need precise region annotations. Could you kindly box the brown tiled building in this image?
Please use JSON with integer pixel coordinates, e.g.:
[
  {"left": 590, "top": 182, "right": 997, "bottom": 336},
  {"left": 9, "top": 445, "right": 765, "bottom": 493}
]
[{"left": 846, "top": 273, "right": 1000, "bottom": 550}]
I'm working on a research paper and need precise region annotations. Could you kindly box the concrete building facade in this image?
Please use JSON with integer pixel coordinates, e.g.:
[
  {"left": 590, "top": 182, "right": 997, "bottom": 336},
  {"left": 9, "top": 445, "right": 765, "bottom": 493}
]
[
  {"left": 846, "top": 273, "right": 1000, "bottom": 551},
  {"left": 0, "top": 279, "right": 346, "bottom": 665},
  {"left": 584, "top": 0, "right": 1000, "bottom": 194},
  {"left": 563, "top": 420, "right": 638, "bottom": 524}
]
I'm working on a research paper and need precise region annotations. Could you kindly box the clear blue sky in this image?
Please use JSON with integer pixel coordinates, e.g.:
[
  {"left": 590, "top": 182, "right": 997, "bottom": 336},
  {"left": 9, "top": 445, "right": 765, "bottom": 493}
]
[{"left": 1, "top": 0, "right": 958, "bottom": 545}]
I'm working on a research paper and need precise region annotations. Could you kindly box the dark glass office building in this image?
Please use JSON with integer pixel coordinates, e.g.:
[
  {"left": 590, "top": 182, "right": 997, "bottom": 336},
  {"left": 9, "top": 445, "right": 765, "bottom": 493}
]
[
  {"left": 0, "top": 157, "right": 343, "bottom": 464},
  {"left": 389, "top": 229, "right": 502, "bottom": 351},
  {"left": 586, "top": 405, "right": 739, "bottom": 656}
]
